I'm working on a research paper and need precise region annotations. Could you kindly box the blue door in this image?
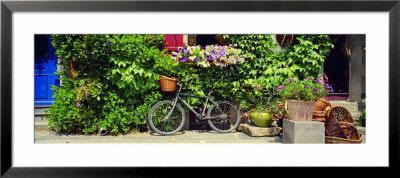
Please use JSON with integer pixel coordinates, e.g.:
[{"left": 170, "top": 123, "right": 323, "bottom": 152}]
[{"left": 34, "top": 35, "right": 60, "bottom": 106}]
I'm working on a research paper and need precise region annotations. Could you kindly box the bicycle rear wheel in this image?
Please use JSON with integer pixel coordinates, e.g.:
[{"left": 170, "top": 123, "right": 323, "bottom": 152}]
[
  {"left": 207, "top": 100, "right": 241, "bottom": 133},
  {"left": 148, "top": 100, "right": 186, "bottom": 135}
]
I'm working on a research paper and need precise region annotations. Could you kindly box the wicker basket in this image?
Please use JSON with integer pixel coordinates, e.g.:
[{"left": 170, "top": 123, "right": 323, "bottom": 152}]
[
  {"left": 325, "top": 113, "right": 346, "bottom": 138},
  {"left": 215, "top": 34, "right": 227, "bottom": 46},
  {"left": 326, "top": 106, "right": 354, "bottom": 123},
  {"left": 312, "top": 110, "right": 325, "bottom": 122},
  {"left": 314, "top": 97, "right": 331, "bottom": 111},
  {"left": 324, "top": 106, "right": 362, "bottom": 144},
  {"left": 325, "top": 124, "right": 362, "bottom": 144},
  {"left": 276, "top": 34, "right": 297, "bottom": 46},
  {"left": 159, "top": 75, "right": 178, "bottom": 92}
]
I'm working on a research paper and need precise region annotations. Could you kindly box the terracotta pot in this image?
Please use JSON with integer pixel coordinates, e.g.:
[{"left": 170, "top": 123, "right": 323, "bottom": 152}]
[{"left": 286, "top": 100, "right": 315, "bottom": 122}]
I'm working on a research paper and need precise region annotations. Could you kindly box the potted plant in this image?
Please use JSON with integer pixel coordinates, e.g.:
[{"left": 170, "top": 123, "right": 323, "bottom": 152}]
[
  {"left": 277, "top": 77, "right": 333, "bottom": 122},
  {"left": 247, "top": 91, "right": 285, "bottom": 127},
  {"left": 249, "top": 103, "right": 274, "bottom": 127}
]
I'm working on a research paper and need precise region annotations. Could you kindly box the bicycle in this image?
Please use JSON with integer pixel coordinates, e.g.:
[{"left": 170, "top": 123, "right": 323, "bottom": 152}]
[{"left": 148, "top": 81, "right": 241, "bottom": 135}]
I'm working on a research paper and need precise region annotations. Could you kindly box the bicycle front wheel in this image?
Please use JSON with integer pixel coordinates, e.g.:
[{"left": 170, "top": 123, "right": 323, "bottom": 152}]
[
  {"left": 207, "top": 100, "right": 241, "bottom": 133},
  {"left": 148, "top": 100, "right": 186, "bottom": 135}
]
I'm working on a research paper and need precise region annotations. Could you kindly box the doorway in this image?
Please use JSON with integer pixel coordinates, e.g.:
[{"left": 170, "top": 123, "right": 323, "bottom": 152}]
[{"left": 323, "top": 35, "right": 349, "bottom": 100}]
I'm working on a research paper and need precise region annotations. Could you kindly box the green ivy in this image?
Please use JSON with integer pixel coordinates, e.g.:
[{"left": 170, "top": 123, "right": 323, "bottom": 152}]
[
  {"left": 47, "top": 34, "right": 333, "bottom": 135},
  {"left": 47, "top": 34, "right": 171, "bottom": 135}
]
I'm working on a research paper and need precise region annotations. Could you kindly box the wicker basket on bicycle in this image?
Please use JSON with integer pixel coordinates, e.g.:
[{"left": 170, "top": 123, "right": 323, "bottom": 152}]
[
  {"left": 325, "top": 106, "right": 362, "bottom": 144},
  {"left": 159, "top": 75, "right": 178, "bottom": 92}
]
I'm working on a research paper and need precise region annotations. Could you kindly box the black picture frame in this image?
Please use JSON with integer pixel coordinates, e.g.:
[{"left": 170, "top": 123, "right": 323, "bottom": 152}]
[{"left": 1, "top": 0, "right": 399, "bottom": 177}]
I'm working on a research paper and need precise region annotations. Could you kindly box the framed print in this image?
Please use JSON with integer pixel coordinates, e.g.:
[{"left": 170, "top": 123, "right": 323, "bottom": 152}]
[{"left": 1, "top": 0, "right": 399, "bottom": 177}]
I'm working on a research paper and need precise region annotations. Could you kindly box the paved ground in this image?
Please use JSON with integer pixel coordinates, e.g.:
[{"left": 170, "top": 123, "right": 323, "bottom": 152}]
[
  {"left": 34, "top": 129, "right": 283, "bottom": 144},
  {"left": 34, "top": 127, "right": 366, "bottom": 144}
]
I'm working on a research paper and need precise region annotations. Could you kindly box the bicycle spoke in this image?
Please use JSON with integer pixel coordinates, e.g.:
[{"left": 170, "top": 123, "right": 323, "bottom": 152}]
[
  {"left": 149, "top": 101, "right": 184, "bottom": 135},
  {"left": 208, "top": 102, "right": 239, "bottom": 132}
]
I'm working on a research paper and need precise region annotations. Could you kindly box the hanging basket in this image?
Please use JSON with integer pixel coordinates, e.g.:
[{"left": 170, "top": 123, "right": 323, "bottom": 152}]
[
  {"left": 215, "top": 34, "right": 227, "bottom": 46},
  {"left": 276, "top": 34, "right": 297, "bottom": 46},
  {"left": 159, "top": 75, "right": 178, "bottom": 92}
]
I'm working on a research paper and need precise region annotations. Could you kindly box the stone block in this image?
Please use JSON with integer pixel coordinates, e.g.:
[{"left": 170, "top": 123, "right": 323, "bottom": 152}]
[
  {"left": 238, "top": 124, "right": 282, "bottom": 137},
  {"left": 282, "top": 119, "right": 325, "bottom": 144}
]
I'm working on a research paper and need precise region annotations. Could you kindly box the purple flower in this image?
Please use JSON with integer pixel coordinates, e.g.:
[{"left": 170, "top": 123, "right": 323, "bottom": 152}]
[
  {"left": 76, "top": 101, "right": 80, "bottom": 108},
  {"left": 277, "top": 85, "right": 284, "bottom": 90},
  {"left": 304, "top": 86, "right": 310, "bottom": 89},
  {"left": 194, "top": 58, "right": 198, "bottom": 62},
  {"left": 105, "top": 40, "right": 110, "bottom": 44},
  {"left": 85, "top": 93, "right": 89, "bottom": 99},
  {"left": 185, "top": 77, "right": 189, "bottom": 82},
  {"left": 172, "top": 54, "right": 177, "bottom": 57},
  {"left": 293, "top": 92, "right": 298, "bottom": 95},
  {"left": 91, "top": 51, "right": 95, "bottom": 55}
]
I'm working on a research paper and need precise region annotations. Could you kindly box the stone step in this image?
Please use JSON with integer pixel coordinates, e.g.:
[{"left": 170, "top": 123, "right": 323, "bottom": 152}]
[
  {"left": 34, "top": 106, "right": 51, "bottom": 131},
  {"left": 35, "top": 119, "right": 49, "bottom": 131},
  {"left": 34, "top": 106, "right": 51, "bottom": 114}
]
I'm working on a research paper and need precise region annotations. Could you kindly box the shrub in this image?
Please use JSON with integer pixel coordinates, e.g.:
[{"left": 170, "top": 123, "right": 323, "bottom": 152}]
[{"left": 357, "top": 109, "right": 366, "bottom": 127}]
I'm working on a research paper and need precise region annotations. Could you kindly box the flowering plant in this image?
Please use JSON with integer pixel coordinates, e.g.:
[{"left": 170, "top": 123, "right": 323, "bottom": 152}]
[
  {"left": 277, "top": 76, "right": 333, "bottom": 101},
  {"left": 171, "top": 44, "right": 247, "bottom": 68}
]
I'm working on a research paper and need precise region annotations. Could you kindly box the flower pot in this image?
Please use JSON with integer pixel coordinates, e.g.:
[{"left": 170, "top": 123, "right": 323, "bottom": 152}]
[
  {"left": 249, "top": 110, "right": 273, "bottom": 127},
  {"left": 286, "top": 100, "right": 315, "bottom": 122}
]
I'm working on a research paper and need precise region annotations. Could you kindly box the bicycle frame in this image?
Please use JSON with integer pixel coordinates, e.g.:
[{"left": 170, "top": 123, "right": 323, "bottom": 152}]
[{"left": 165, "top": 82, "right": 223, "bottom": 120}]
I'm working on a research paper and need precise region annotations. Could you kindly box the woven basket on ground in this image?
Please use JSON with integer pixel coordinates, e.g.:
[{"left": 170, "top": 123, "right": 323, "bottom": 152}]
[
  {"left": 325, "top": 112, "right": 346, "bottom": 138},
  {"left": 326, "top": 106, "right": 354, "bottom": 123},
  {"left": 159, "top": 75, "right": 178, "bottom": 92},
  {"left": 325, "top": 106, "right": 362, "bottom": 144},
  {"left": 326, "top": 123, "right": 362, "bottom": 144},
  {"left": 314, "top": 97, "right": 331, "bottom": 111},
  {"left": 312, "top": 110, "right": 325, "bottom": 122}
]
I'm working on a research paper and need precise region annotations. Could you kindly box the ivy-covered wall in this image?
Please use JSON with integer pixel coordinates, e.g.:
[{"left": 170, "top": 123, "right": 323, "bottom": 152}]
[{"left": 46, "top": 34, "right": 333, "bottom": 135}]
